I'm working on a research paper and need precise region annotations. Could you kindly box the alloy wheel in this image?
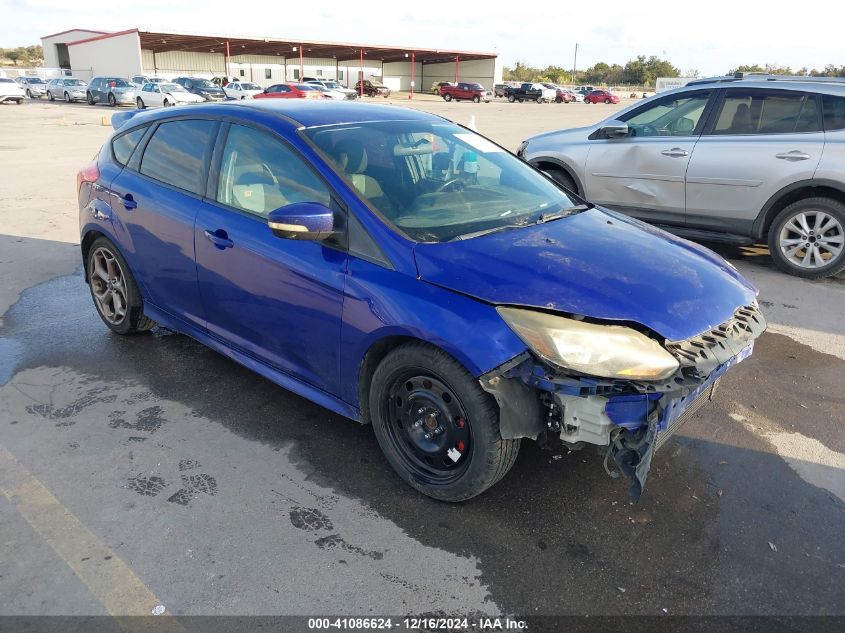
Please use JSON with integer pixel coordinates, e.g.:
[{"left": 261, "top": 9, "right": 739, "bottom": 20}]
[
  {"left": 89, "top": 247, "right": 129, "bottom": 325},
  {"left": 778, "top": 210, "right": 844, "bottom": 269}
]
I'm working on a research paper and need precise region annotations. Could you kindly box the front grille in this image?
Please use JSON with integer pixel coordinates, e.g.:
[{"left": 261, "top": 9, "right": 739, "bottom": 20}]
[
  {"left": 665, "top": 302, "right": 766, "bottom": 373},
  {"left": 655, "top": 379, "right": 719, "bottom": 450}
]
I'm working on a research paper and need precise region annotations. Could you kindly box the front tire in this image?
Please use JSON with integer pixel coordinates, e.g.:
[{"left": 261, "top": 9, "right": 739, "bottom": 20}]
[
  {"left": 86, "top": 92, "right": 95, "bottom": 105},
  {"left": 605, "top": 98, "right": 612, "bottom": 104},
  {"left": 136, "top": 97, "right": 145, "bottom": 109},
  {"left": 543, "top": 167, "right": 577, "bottom": 194},
  {"left": 64, "top": 91, "right": 71, "bottom": 103},
  {"left": 768, "top": 197, "right": 845, "bottom": 278},
  {"left": 472, "top": 95, "right": 480, "bottom": 103},
  {"left": 108, "top": 93, "right": 116, "bottom": 107},
  {"left": 87, "top": 237, "right": 155, "bottom": 335},
  {"left": 369, "top": 343, "right": 520, "bottom": 502},
  {"left": 507, "top": 94, "right": 516, "bottom": 103},
  {"left": 443, "top": 93, "right": 452, "bottom": 101},
  {"left": 26, "top": 89, "right": 32, "bottom": 99}
]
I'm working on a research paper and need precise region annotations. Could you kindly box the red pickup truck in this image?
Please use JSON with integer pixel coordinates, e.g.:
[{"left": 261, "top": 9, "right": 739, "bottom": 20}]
[{"left": 439, "top": 82, "right": 492, "bottom": 103}]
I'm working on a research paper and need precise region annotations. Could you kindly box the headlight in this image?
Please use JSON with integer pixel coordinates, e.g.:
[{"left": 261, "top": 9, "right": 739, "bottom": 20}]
[{"left": 497, "top": 307, "right": 679, "bottom": 381}]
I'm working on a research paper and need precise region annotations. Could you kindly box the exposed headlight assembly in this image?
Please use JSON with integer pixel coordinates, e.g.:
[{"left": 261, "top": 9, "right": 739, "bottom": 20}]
[{"left": 497, "top": 307, "right": 679, "bottom": 381}]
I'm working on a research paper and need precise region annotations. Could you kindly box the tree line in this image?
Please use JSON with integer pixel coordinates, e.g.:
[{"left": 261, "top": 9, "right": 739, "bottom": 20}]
[
  {"left": 505, "top": 56, "right": 845, "bottom": 87},
  {"left": 0, "top": 45, "right": 44, "bottom": 67}
]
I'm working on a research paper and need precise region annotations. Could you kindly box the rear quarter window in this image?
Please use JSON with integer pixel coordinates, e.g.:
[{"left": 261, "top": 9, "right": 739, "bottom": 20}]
[
  {"left": 139, "top": 119, "right": 216, "bottom": 195},
  {"left": 111, "top": 126, "right": 147, "bottom": 166},
  {"left": 823, "top": 95, "right": 845, "bottom": 131}
]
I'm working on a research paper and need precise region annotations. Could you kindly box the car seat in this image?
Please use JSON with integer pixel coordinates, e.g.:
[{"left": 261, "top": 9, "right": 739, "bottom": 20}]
[
  {"left": 728, "top": 103, "right": 753, "bottom": 134},
  {"left": 232, "top": 164, "right": 288, "bottom": 215}
]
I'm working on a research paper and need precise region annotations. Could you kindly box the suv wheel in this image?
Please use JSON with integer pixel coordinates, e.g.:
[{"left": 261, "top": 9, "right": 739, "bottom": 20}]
[
  {"left": 108, "top": 93, "right": 116, "bottom": 107},
  {"left": 443, "top": 93, "right": 452, "bottom": 102},
  {"left": 768, "top": 197, "right": 845, "bottom": 278},
  {"left": 507, "top": 94, "right": 516, "bottom": 103},
  {"left": 369, "top": 342, "right": 520, "bottom": 502},
  {"left": 86, "top": 92, "right": 95, "bottom": 105},
  {"left": 472, "top": 95, "right": 480, "bottom": 103}
]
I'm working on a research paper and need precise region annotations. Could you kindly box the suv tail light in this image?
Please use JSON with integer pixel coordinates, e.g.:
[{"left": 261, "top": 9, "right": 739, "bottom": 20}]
[{"left": 77, "top": 160, "right": 99, "bottom": 193}]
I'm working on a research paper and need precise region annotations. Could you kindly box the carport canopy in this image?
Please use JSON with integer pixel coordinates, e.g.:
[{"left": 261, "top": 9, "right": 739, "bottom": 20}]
[{"left": 138, "top": 30, "right": 496, "bottom": 65}]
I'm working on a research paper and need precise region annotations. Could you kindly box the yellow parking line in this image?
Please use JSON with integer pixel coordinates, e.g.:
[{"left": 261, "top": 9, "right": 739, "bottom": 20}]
[{"left": 0, "top": 444, "right": 182, "bottom": 631}]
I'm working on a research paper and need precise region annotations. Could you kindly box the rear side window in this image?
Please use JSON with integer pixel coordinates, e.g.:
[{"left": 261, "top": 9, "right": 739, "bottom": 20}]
[
  {"left": 823, "top": 95, "right": 845, "bottom": 131},
  {"left": 140, "top": 120, "right": 216, "bottom": 195},
  {"left": 112, "top": 127, "right": 147, "bottom": 166},
  {"left": 711, "top": 90, "right": 821, "bottom": 135}
]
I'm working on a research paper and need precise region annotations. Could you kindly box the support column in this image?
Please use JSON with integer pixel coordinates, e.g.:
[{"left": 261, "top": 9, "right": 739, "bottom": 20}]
[
  {"left": 410, "top": 51, "right": 415, "bottom": 99},
  {"left": 454, "top": 55, "right": 459, "bottom": 83},
  {"left": 299, "top": 44, "right": 303, "bottom": 80},
  {"left": 359, "top": 49, "right": 364, "bottom": 97},
  {"left": 225, "top": 41, "right": 231, "bottom": 81}
]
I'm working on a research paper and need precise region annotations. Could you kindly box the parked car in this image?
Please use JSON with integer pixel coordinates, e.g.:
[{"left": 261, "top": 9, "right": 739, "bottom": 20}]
[
  {"left": 253, "top": 83, "right": 325, "bottom": 100},
  {"left": 309, "top": 84, "right": 350, "bottom": 100},
  {"left": 518, "top": 75, "right": 845, "bottom": 278},
  {"left": 439, "top": 82, "right": 492, "bottom": 103},
  {"left": 356, "top": 79, "right": 390, "bottom": 98},
  {"left": 136, "top": 82, "right": 204, "bottom": 108},
  {"left": 223, "top": 81, "right": 264, "bottom": 100},
  {"left": 86, "top": 77, "right": 136, "bottom": 107},
  {"left": 431, "top": 81, "right": 453, "bottom": 95},
  {"left": 543, "top": 83, "right": 574, "bottom": 104},
  {"left": 493, "top": 84, "right": 508, "bottom": 98},
  {"left": 564, "top": 89, "right": 584, "bottom": 102},
  {"left": 131, "top": 75, "right": 167, "bottom": 87},
  {"left": 18, "top": 76, "right": 47, "bottom": 99},
  {"left": 507, "top": 82, "right": 556, "bottom": 103},
  {"left": 305, "top": 80, "right": 358, "bottom": 100},
  {"left": 172, "top": 77, "right": 227, "bottom": 102},
  {"left": 46, "top": 77, "right": 88, "bottom": 103},
  {"left": 79, "top": 101, "right": 766, "bottom": 502},
  {"left": 584, "top": 89, "right": 620, "bottom": 104},
  {"left": 0, "top": 77, "right": 25, "bottom": 104}
]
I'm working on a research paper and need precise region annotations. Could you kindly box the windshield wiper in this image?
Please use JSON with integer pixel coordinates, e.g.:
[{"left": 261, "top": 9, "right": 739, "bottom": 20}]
[
  {"left": 450, "top": 222, "right": 530, "bottom": 241},
  {"left": 535, "top": 204, "right": 591, "bottom": 224}
]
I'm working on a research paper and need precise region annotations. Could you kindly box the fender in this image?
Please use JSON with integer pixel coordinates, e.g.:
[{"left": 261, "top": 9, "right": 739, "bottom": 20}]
[{"left": 752, "top": 178, "right": 845, "bottom": 239}]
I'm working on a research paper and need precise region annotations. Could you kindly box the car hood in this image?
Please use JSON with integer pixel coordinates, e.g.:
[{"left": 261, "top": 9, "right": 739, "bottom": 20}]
[{"left": 412, "top": 208, "right": 757, "bottom": 342}]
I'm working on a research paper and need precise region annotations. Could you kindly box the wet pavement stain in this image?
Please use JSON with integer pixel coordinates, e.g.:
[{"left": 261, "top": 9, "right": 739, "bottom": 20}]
[
  {"left": 1, "top": 271, "right": 844, "bottom": 615},
  {"left": 289, "top": 507, "right": 334, "bottom": 532}
]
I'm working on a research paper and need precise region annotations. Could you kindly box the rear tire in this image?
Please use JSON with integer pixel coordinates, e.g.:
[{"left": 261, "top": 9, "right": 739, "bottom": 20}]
[
  {"left": 767, "top": 197, "right": 845, "bottom": 279},
  {"left": 86, "top": 237, "right": 156, "bottom": 335},
  {"left": 369, "top": 342, "right": 520, "bottom": 502},
  {"left": 555, "top": 96, "right": 562, "bottom": 103}
]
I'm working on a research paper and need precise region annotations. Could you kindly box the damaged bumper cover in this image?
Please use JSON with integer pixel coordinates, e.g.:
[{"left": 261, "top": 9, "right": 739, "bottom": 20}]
[{"left": 481, "top": 302, "right": 767, "bottom": 500}]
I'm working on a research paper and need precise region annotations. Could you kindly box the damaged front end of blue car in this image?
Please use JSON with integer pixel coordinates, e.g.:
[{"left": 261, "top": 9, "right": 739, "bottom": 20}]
[{"left": 480, "top": 302, "right": 766, "bottom": 501}]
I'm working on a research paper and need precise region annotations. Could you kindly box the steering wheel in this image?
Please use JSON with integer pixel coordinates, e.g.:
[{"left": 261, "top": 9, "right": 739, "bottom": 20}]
[{"left": 436, "top": 179, "right": 466, "bottom": 193}]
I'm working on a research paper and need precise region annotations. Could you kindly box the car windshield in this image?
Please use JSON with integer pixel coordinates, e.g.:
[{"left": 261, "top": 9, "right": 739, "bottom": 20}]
[
  {"left": 193, "top": 79, "right": 217, "bottom": 89},
  {"left": 29, "top": 78, "right": 46, "bottom": 84},
  {"left": 161, "top": 83, "right": 186, "bottom": 92},
  {"left": 304, "top": 121, "right": 584, "bottom": 242},
  {"left": 296, "top": 84, "right": 317, "bottom": 91},
  {"left": 64, "top": 79, "right": 85, "bottom": 86},
  {"left": 238, "top": 83, "right": 260, "bottom": 90},
  {"left": 106, "top": 78, "right": 131, "bottom": 87},
  {"left": 323, "top": 82, "right": 341, "bottom": 89}
]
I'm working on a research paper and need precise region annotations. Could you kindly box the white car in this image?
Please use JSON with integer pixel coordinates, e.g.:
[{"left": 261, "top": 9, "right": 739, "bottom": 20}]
[
  {"left": 135, "top": 82, "right": 204, "bottom": 108},
  {"left": 306, "top": 80, "right": 358, "bottom": 100},
  {"left": 223, "top": 81, "right": 263, "bottom": 99},
  {"left": 0, "top": 77, "right": 25, "bottom": 104}
]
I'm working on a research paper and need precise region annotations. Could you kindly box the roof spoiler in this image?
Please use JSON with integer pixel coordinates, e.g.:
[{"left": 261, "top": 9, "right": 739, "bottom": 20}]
[{"left": 111, "top": 110, "right": 144, "bottom": 131}]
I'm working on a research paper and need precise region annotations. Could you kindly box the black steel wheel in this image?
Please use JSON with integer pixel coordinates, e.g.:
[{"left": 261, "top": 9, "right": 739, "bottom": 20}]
[
  {"left": 108, "top": 93, "right": 116, "bottom": 107},
  {"left": 369, "top": 343, "right": 520, "bottom": 501},
  {"left": 443, "top": 93, "right": 452, "bottom": 101},
  {"left": 472, "top": 95, "right": 480, "bottom": 103}
]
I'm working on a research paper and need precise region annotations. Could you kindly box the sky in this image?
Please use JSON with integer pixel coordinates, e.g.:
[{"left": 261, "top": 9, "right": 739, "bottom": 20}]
[{"left": 1, "top": 0, "right": 842, "bottom": 76}]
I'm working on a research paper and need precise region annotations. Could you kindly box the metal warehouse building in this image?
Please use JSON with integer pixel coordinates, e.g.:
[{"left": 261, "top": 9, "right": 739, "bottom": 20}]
[{"left": 41, "top": 28, "right": 501, "bottom": 93}]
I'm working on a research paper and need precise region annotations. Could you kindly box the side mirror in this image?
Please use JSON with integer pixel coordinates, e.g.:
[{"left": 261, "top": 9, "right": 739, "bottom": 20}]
[
  {"left": 600, "top": 120, "right": 630, "bottom": 139},
  {"left": 267, "top": 202, "right": 336, "bottom": 240}
]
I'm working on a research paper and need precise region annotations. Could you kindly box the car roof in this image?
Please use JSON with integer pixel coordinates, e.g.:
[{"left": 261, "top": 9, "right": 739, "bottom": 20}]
[
  {"left": 685, "top": 76, "right": 845, "bottom": 95},
  {"left": 115, "top": 100, "right": 443, "bottom": 131}
]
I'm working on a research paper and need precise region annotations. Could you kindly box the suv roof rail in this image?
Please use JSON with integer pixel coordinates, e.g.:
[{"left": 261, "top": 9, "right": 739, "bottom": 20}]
[{"left": 688, "top": 73, "right": 845, "bottom": 86}]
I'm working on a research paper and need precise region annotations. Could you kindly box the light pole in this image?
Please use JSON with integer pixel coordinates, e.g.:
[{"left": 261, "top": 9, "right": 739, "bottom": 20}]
[{"left": 572, "top": 43, "right": 578, "bottom": 85}]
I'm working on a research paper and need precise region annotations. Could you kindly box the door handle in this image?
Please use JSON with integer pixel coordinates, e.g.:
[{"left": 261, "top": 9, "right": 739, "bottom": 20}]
[
  {"left": 775, "top": 150, "right": 811, "bottom": 161},
  {"left": 661, "top": 148, "right": 689, "bottom": 157},
  {"left": 203, "top": 229, "right": 234, "bottom": 249}
]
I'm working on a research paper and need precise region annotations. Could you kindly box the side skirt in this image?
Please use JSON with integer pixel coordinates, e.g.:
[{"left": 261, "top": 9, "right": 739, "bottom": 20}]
[{"left": 142, "top": 303, "right": 362, "bottom": 423}]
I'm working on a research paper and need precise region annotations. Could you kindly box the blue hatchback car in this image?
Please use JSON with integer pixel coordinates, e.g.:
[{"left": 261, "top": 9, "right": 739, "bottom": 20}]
[{"left": 78, "top": 101, "right": 766, "bottom": 501}]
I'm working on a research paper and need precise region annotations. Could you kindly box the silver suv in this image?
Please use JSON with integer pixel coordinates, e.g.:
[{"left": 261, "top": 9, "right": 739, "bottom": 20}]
[{"left": 519, "top": 74, "right": 845, "bottom": 278}]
